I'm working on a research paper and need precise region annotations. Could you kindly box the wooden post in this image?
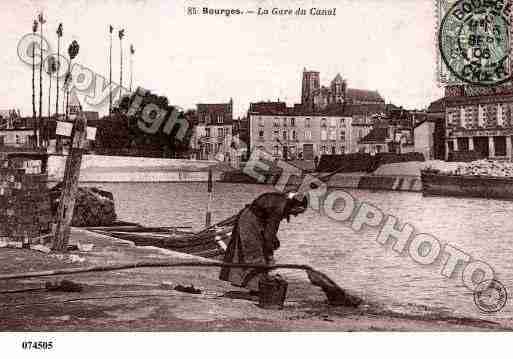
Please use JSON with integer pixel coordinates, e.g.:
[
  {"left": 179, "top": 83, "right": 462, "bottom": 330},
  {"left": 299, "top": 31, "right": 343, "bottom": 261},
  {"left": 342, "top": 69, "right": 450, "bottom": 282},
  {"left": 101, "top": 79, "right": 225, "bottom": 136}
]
[
  {"left": 205, "top": 167, "right": 213, "bottom": 228},
  {"left": 52, "top": 98, "right": 88, "bottom": 251}
]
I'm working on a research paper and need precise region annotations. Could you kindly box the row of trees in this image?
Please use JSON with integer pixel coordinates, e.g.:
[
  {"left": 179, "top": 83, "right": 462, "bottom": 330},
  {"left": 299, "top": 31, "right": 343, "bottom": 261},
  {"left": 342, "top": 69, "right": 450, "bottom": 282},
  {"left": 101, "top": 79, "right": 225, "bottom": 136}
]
[
  {"left": 30, "top": 14, "right": 135, "bottom": 149},
  {"left": 30, "top": 14, "right": 78, "bottom": 148},
  {"left": 108, "top": 26, "right": 134, "bottom": 114}
]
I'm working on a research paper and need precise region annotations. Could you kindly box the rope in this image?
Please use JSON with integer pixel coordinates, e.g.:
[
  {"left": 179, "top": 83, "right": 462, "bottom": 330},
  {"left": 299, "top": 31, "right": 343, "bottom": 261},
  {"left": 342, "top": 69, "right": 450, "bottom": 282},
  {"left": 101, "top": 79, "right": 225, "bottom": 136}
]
[{"left": 0, "top": 261, "right": 312, "bottom": 280}]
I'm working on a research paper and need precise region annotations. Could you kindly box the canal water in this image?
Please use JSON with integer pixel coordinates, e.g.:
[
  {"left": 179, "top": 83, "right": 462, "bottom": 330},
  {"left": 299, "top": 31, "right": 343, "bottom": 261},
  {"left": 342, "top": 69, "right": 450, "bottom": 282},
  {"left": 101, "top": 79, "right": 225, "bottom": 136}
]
[{"left": 89, "top": 182, "right": 513, "bottom": 325}]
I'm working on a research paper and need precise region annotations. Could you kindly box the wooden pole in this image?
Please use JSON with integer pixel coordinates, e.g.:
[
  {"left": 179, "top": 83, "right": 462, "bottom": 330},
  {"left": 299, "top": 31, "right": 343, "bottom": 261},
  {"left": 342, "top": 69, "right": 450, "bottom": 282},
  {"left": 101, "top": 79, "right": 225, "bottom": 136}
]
[
  {"left": 38, "top": 18, "right": 44, "bottom": 148},
  {"left": 109, "top": 26, "right": 113, "bottom": 115},
  {"left": 56, "top": 32, "right": 61, "bottom": 153},
  {"left": 32, "top": 41, "right": 37, "bottom": 147},
  {"left": 205, "top": 167, "right": 213, "bottom": 228},
  {"left": 52, "top": 97, "right": 87, "bottom": 251}
]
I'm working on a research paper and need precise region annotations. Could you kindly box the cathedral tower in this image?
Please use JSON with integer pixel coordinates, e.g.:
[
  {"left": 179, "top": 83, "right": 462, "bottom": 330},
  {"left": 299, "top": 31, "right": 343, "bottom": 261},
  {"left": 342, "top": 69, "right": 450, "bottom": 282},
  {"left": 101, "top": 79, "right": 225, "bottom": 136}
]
[
  {"left": 330, "top": 73, "right": 346, "bottom": 105},
  {"left": 301, "top": 68, "right": 320, "bottom": 108}
]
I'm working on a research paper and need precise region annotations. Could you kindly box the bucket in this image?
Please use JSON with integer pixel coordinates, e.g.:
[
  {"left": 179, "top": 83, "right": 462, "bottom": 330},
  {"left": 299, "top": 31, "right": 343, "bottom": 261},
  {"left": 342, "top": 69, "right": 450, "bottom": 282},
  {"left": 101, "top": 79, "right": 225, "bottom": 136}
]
[{"left": 258, "top": 274, "right": 288, "bottom": 310}]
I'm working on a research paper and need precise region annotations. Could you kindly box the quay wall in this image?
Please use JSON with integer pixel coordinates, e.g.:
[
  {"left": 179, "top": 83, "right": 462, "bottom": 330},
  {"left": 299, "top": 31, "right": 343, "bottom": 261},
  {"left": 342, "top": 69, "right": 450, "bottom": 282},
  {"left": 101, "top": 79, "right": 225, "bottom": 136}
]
[
  {"left": 48, "top": 155, "right": 221, "bottom": 182},
  {"left": 220, "top": 162, "right": 425, "bottom": 192},
  {"left": 47, "top": 155, "right": 426, "bottom": 191},
  {"left": 320, "top": 173, "right": 422, "bottom": 192}
]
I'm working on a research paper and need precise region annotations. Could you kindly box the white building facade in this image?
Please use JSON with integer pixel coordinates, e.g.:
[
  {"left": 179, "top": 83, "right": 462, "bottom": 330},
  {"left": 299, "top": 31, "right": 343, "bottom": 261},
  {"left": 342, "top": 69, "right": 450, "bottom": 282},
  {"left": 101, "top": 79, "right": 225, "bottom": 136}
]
[
  {"left": 191, "top": 101, "right": 235, "bottom": 162},
  {"left": 249, "top": 112, "right": 353, "bottom": 160}
]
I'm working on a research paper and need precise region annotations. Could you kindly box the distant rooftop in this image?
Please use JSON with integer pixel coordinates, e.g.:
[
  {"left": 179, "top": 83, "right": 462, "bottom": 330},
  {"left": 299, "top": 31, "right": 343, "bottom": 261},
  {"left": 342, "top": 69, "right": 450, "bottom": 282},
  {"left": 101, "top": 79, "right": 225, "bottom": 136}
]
[
  {"left": 346, "top": 88, "right": 385, "bottom": 104},
  {"left": 359, "top": 127, "right": 389, "bottom": 144},
  {"left": 249, "top": 101, "right": 385, "bottom": 117}
]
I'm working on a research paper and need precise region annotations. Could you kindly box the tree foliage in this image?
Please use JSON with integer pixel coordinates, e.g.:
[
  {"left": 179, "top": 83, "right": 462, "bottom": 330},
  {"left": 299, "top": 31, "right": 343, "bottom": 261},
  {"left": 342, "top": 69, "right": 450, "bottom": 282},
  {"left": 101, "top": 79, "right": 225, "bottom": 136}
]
[{"left": 98, "top": 91, "right": 194, "bottom": 158}]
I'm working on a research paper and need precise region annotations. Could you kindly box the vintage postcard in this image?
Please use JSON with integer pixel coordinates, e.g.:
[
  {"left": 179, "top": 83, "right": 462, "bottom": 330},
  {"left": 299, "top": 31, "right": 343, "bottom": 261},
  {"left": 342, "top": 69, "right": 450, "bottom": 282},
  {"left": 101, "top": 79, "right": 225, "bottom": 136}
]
[{"left": 1, "top": 0, "right": 513, "bottom": 355}]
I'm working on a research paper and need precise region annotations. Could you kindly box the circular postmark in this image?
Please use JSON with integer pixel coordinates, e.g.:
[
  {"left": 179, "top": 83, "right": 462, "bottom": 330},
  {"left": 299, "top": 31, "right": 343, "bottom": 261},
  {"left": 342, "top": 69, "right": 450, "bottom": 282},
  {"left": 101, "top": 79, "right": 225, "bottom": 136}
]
[
  {"left": 473, "top": 279, "right": 508, "bottom": 313},
  {"left": 439, "top": 0, "right": 512, "bottom": 86}
]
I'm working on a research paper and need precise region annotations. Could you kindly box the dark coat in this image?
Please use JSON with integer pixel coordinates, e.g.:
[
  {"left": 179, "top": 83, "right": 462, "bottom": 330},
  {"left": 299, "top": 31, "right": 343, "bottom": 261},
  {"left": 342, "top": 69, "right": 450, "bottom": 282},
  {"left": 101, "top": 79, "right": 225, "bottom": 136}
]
[{"left": 219, "top": 193, "right": 292, "bottom": 291}]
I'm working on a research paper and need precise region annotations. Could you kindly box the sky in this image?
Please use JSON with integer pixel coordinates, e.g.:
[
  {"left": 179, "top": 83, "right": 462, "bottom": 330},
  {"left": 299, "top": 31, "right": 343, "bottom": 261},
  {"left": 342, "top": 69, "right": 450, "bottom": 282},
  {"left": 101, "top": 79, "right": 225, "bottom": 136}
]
[{"left": 1, "top": 0, "right": 445, "bottom": 117}]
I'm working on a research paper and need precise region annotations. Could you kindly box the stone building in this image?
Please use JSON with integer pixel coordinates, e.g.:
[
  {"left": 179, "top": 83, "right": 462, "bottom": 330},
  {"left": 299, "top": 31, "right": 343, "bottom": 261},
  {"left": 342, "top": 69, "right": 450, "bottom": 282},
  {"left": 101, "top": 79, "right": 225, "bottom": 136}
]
[
  {"left": 248, "top": 101, "right": 378, "bottom": 160},
  {"left": 301, "top": 68, "right": 385, "bottom": 111},
  {"left": 249, "top": 104, "right": 352, "bottom": 160},
  {"left": 247, "top": 69, "right": 385, "bottom": 160},
  {"left": 191, "top": 99, "right": 234, "bottom": 161},
  {"left": 442, "top": 85, "right": 513, "bottom": 160}
]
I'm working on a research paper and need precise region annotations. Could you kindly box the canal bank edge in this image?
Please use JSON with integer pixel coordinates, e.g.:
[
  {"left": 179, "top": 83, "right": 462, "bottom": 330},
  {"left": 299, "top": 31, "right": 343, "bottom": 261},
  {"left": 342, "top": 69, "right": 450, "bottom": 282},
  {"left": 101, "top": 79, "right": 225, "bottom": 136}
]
[{"left": 0, "top": 228, "right": 507, "bottom": 331}]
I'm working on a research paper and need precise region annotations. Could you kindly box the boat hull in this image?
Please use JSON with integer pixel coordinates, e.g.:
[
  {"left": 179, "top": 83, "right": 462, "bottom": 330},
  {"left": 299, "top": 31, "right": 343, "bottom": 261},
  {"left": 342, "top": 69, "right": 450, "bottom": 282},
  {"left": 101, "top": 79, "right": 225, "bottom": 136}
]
[
  {"left": 421, "top": 172, "right": 513, "bottom": 200},
  {"left": 87, "top": 225, "right": 230, "bottom": 259}
]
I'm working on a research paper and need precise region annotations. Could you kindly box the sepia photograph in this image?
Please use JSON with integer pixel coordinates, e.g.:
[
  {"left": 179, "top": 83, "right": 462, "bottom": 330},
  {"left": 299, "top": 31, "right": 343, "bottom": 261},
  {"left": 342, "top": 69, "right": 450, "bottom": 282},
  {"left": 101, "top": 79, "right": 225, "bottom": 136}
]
[{"left": 1, "top": 0, "right": 513, "bottom": 356}]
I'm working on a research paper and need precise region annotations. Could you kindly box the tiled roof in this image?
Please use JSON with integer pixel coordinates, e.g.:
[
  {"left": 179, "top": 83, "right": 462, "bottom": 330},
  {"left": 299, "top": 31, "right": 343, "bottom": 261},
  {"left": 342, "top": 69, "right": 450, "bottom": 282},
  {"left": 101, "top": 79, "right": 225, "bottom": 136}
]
[
  {"left": 249, "top": 102, "right": 385, "bottom": 117},
  {"left": 359, "top": 127, "right": 389, "bottom": 144},
  {"left": 249, "top": 102, "right": 287, "bottom": 113},
  {"left": 345, "top": 103, "right": 386, "bottom": 116},
  {"left": 427, "top": 98, "right": 446, "bottom": 113},
  {"left": 197, "top": 103, "right": 232, "bottom": 113},
  {"left": 346, "top": 88, "right": 384, "bottom": 103}
]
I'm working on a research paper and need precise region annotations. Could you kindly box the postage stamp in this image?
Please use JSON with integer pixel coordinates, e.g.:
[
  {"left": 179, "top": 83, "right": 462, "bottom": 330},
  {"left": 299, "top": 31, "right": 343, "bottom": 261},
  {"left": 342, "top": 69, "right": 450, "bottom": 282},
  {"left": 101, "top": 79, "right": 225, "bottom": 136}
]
[
  {"left": 473, "top": 279, "right": 508, "bottom": 313},
  {"left": 436, "top": 0, "right": 513, "bottom": 86}
]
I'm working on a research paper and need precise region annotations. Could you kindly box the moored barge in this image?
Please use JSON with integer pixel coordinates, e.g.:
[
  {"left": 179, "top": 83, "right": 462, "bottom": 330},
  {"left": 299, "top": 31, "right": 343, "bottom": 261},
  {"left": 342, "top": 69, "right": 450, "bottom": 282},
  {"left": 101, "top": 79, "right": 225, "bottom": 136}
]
[{"left": 421, "top": 169, "right": 513, "bottom": 200}]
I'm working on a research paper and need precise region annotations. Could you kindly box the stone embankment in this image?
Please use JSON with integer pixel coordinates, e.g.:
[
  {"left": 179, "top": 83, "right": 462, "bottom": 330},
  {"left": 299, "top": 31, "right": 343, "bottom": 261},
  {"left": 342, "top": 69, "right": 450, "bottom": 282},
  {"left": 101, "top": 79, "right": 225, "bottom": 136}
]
[{"left": 48, "top": 155, "right": 221, "bottom": 182}]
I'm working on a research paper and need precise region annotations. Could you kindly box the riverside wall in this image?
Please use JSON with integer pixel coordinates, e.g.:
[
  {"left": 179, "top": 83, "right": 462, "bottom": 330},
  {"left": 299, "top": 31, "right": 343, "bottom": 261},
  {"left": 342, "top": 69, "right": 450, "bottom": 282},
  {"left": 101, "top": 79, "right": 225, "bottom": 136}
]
[
  {"left": 48, "top": 155, "right": 221, "bottom": 182},
  {"left": 220, "top": 160, "right": 427, "bottom": 192},
  {"left": 47, "top": 154, "right": 425, "bottom": 191},
  {"left": 220, "top": 170, "right": 423, "bottom": 192}
]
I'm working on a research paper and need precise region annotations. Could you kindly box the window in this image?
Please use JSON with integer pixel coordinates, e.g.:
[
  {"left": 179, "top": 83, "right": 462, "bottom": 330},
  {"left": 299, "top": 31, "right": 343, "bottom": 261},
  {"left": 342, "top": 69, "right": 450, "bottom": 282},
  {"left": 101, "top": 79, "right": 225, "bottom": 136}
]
[
  {"left": 290, "top": 118, "right": 295, "bottom": 127},
  {"left": 205, "top": 115, "right": 211, "bottom": 124},
  {"left": 304, "top": 130, "right": 312, "bottom": 140},
  {"left": 273, "top": 118, "right": 280, "bottom": 127},
  {"left": 321, "top": 145, "right": 327, "bottom": 154},
  {"left": 331, "top": 146, "right": 336, "bottom": 154},
  {"left": 340, "top": 146, "right": 345, "bottom": 154},
  {"left": 282, "top": 118, "right": 287, "bottom": 127},
  {"left": 217, "top": 115, "right": 224, "bottom": 124},
  {"left": 282, "top": 131, "right": 287, "bottom": 140},
  {"left": 321, "top": 130, "right": 327, "bottom": 141},
  {"left": 292, "top": 130, "right": 297, "bottom": 140},
  {"left": 330, "top": 118, "right": 337, "bottom": 127},
  {"left": 273, "top": 145, "right": 279, "bottom": 156},
  {"left": 340, "top": 130, "right": 345, "bottom": 140},
  {"left": 218, "top": 128, "right": 224, "bottom": 137},
  {"left": 205, "top": 128, "right": 211, "bottom": 137},
  {"left": 329, "top": 130, "right": 336, "bottom": 141},
  {"left": 305, "top": 118, "right": 311, "bottom": 127},
  {"left": 258, "top": 130, "right": 264, "bottom": 140},
  {"left": 339, "top": 118, "right": 345, "bottom": 126},
  {"left": 273, "top": 130, "right": 279, "bottom": 140},
  {"left": 258, "top": 117, "right": 264, "bottom": 127},
  {"left": 321, "top": 118, "right": 327, "bottom": 127}
]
